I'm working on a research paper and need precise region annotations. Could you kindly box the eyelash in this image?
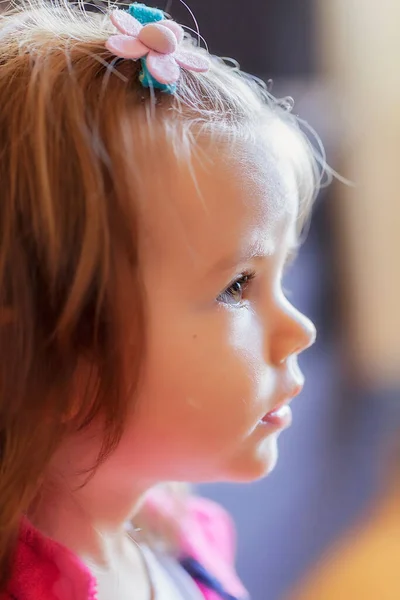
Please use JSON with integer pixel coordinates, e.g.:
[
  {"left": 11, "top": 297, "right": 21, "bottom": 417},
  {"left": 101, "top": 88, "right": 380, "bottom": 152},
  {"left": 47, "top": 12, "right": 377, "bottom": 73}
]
[{"left": 217, "top": 270, "right": 256, "bottom": 307}]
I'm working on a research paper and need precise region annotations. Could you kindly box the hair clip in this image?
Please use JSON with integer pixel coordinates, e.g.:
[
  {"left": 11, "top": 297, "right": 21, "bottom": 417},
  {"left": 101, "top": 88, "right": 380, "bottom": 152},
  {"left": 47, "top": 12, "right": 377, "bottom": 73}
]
[{"left": 106, "top": 2, "right": 210, "bottom": 93}]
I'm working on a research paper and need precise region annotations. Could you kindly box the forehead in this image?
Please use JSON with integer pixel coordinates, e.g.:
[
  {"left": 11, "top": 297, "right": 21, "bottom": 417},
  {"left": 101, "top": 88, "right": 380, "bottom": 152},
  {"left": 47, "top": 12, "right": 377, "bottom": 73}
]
[{"left": 138, "top": 134, "right": 299, "bottom": 273}]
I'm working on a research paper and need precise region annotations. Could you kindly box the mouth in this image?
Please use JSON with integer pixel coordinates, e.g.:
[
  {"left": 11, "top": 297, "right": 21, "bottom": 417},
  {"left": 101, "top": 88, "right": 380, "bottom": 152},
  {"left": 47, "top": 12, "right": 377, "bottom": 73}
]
[
  {"left": 260, "top": 404, "right": 293, "bottom": 427},
  {"left": 259, "top": 382, "right": 304, "bottom": 429}
]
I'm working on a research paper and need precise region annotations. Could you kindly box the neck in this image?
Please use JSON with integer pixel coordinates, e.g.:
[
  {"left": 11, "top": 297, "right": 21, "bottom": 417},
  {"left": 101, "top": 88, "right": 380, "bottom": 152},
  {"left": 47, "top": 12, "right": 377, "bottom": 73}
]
[
  {"left": 28, "top": 435, "right": 154, "bottom": 567},
  {"left": 30, "top": 476, "right": 149, "bottom": 566}
]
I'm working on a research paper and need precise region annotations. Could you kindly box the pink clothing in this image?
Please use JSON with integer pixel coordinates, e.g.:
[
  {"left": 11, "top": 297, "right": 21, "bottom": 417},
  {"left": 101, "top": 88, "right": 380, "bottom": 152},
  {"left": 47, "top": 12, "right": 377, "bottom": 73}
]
[{"left": 2, "top": 496, "right": 248, "bottom": 600}]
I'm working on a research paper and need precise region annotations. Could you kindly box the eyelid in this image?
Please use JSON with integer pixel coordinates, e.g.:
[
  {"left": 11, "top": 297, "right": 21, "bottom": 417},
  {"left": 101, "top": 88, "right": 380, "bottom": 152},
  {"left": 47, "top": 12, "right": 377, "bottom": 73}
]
[{"left": 217, "top": 270, "right": 256, "bottom": 307}]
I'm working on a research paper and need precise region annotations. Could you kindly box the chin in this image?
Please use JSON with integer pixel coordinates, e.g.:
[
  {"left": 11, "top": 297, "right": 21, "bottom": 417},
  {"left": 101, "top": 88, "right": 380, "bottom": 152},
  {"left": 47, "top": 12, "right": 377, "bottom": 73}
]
[{"left": 223, "top": 435, "right": 280, "bottom": 483}]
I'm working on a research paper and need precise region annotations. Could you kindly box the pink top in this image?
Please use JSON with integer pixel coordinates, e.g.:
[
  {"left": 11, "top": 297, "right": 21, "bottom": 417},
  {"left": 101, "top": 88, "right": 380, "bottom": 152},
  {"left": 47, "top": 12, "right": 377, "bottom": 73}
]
[{"left": 2, "top": 495, "right": 248, "bottom": 600}]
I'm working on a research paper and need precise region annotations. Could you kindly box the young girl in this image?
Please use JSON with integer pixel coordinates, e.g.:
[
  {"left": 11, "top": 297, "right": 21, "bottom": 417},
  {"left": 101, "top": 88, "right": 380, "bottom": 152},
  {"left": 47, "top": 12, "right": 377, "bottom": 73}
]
[{"left": 0, "top": 1, "right": 321, "bottom": 597}]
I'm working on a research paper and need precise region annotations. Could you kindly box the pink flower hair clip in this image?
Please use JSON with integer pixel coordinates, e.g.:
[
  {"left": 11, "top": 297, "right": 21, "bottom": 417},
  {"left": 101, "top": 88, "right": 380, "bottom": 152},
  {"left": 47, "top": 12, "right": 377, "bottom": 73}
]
[{"left": 105, "top": 7, "right": 210, "bottom": 91}]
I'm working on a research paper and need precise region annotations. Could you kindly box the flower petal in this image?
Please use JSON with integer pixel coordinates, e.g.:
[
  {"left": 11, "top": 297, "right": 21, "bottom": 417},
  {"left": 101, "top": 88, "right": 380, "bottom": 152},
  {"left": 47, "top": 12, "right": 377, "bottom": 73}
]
[
  {"left": 110, "top": 9, "right": 142, "bottom": 37},
  {"left": 146, "top": 51, "right": 180, "bottom": 84},
  {"left": 158, "top": 20, "right": 184, "bottom": 44},
  {"left": 174, "top": 48, "right": 210, "bottom": 73},
  {"left": 106, "top": 35, "right": 148, "bottom": 59},
  {"left": 139, "top": 23, "right": 177, "bottom": 55}
]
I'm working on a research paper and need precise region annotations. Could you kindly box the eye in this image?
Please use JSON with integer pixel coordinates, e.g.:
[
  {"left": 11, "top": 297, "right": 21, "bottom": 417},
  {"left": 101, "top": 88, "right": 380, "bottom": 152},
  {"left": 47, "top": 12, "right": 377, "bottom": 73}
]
[{"left": 217, "top": 271, "right": 256, "bottom": 307}]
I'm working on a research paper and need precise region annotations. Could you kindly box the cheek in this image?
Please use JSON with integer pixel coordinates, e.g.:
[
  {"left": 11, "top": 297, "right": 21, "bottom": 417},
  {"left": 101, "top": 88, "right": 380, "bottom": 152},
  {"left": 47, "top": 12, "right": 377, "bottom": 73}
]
[{"left": 138, "top": 309, "right": 269, "bottom": 442}]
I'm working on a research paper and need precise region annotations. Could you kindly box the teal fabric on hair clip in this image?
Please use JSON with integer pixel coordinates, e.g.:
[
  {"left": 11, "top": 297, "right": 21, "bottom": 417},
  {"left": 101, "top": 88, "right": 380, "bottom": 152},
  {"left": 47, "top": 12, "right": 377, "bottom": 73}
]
[
  {"left": 127, "top": 3, "right": 164, "bottom": 26},
  {"left": 128, "top": 3, "right": 172, "bottom": 93},
  {"left": 139, "top": 60, "right": 177, "bottom": 94}
]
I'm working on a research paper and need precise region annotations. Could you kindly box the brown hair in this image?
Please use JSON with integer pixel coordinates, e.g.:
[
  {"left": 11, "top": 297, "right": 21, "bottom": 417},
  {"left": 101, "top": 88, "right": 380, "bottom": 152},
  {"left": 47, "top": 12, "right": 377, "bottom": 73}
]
[{"left": 0, "top": 0, "right": 325, "bottom": 586}]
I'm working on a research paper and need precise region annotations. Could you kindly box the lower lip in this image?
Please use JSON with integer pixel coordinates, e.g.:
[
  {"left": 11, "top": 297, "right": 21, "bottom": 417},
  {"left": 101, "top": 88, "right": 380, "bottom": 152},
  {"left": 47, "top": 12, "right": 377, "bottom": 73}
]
[{"left": 259, "top": 405, "right": 292, "bottom": 429}]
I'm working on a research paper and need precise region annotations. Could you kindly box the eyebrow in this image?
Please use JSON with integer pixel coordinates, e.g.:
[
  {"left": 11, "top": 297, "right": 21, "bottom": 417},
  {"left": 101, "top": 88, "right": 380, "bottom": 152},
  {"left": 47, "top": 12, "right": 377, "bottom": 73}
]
[{"left": 210, "top": 242, "right": 300, "bottom": 275}]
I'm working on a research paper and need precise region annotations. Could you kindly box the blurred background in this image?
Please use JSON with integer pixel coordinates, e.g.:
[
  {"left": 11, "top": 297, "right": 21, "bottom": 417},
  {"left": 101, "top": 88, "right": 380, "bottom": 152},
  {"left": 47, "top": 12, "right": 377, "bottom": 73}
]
[{"left": 167, "top": 1, "right": 400, "bottom": 598}]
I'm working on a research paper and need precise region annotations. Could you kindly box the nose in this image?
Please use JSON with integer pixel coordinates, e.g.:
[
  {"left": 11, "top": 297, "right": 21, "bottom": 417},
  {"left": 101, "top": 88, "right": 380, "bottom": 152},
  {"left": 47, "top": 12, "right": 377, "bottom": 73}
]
[{"left": 270, "top": 299, "right": 316, "bottom": 366}]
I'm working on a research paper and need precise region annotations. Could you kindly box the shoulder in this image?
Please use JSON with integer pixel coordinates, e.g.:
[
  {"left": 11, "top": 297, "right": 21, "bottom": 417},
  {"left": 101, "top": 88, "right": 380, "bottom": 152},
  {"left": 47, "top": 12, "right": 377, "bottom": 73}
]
[
  {"left": 4, "top": 518, "right": 96, "bottom": 600},
  {"left": 143, "top": 489, "right": 248, "bottom": 599},
  {"left": 181, "top": 496, "right": 248, "bottom": 600},
  {"left": 181, "top": 496, "right": 237, "bottom": 564}
]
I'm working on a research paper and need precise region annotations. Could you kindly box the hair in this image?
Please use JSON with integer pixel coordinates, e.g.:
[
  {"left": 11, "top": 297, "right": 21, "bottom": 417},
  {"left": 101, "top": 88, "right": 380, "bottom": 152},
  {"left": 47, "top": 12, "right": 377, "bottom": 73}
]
[{"left": 0, "top": 0, "right": 327, "bottom": 586}]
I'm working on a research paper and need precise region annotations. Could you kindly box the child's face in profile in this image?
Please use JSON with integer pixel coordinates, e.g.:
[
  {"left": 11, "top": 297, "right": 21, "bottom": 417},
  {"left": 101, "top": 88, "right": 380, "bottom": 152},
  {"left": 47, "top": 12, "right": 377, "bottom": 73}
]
[{"left": 115, "top": 131, "right": 316, "bottom": 485}]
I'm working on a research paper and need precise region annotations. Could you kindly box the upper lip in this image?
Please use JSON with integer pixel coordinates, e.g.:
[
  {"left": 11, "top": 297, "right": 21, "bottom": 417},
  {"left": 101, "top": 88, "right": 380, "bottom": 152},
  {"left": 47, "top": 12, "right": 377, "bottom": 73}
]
[{"left": 266, "top": 380, "right": 304, "bottom": 415}]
